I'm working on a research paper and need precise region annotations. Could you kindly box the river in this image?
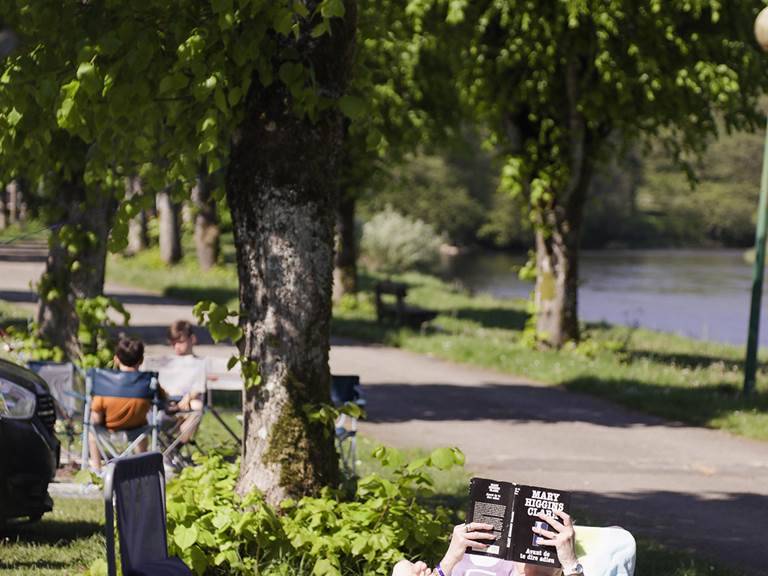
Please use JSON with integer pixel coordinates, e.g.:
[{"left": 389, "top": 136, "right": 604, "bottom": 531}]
[{"left": 441, "top": 249, "right": 766, "bottom": 346}]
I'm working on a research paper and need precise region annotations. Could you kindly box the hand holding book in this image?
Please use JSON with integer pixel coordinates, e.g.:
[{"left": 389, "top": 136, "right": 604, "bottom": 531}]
[
  {"left": 532, "top": 510, "right": 579, "bottom": 571},
  {"left": 438, "top": 522, "right": 497, "bottom": 576}
]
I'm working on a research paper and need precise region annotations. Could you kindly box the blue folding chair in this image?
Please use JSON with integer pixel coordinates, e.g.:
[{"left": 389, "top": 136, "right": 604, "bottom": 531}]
[
  {"left": 81, "top": 369, "right": 160, "bottom": 471},
  {"left": 104, "top": 452, "right": 193, "bottom": 576},
  {"left": 331, "top": 374, "right": 365, "bottom": 477}
]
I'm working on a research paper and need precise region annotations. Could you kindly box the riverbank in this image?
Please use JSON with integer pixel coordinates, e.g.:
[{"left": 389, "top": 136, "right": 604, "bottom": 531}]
[
  {"left": 104, "top": 248, "right": 768, "bottom": 442},
  {"left": 334, "top": 271, "right": 768, "bottom": 442}
]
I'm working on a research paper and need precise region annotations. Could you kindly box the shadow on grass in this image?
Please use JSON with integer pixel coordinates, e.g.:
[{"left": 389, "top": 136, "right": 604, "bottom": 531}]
[
  {"left": 331, "top": 316, "right": 398, "bottom": 346},
  {"left": 164, "top": 286, "right": 237, "bottom": 306},
  {"left": 625, "top": 349, "right": 745, "bottom": 372},
  {"left": 452, "top": 306, "right": 528, "bottom": 331},
  {"left": 575, "top": 489, "right": 764, "bottom": 576},
  {"left": 562, "top": 375, "right": 768, "bottom": 426},
  {"left": 0, "top": 516, "right": 102, "bottom": 546}
]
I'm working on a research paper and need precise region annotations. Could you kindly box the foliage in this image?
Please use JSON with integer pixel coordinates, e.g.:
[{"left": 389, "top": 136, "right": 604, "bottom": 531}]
[
  {"left": 363, "top": 153, "right": 488, "bottom": 246},
  {"left": 0, "top": 0, "right": 351, "bottom": 194},
  {"left": 192, "top": 299, "right": 261, "bottom": 389},
  {"left": 2, "top": 295, "right": 127, "bottom": 367},
  {"left": 360, "top": 207, "right": 443, "bottom": 275},
  {"left": 414, "top": 0, "right": 768, "bottom": 210},
  {"left": 160, "top": 447, "right": 464, "bottom": 576}
]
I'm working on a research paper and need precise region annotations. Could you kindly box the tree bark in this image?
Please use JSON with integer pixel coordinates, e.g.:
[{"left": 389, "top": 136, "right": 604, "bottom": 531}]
[
  {"left": 37, "top": 176, "right": 115, "bottom": 360},
  {"left": 156, "top": 189, "right": 182, "bottom": 264},
  {"left": 0, "top": 185, "right": 7, "bottom": 230},
  {"left": 192, "top": 167, "right": 220, "bottom": 270},
  {"left": 227, "top": 2, "right": 356, "bottom": 505},
  {"left": 333, "top": 193, "right": 357, "bottom": 301},
  {"left": 534, "top": 60, "right": 598, "bottom": 346},
  {"left": 125, "top": 176, "right": 148, "bottom": 255},
  {"left": 7, "top": 180, "right": 21, "bottom": 224}
]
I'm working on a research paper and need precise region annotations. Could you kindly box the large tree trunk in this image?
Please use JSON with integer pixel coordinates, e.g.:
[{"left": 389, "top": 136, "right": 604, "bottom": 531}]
[
  {"left": 125, "top": 176, "right": 148, "bottom": 255},
  {"left": 227, "top": 2, "right": 356, "bottom": 505},
  {"left": 192, "top": 167, "right": 220, "bottom": 270},
  {"left": 37, "top": 176, "right": 114, "bottom": 360},
  {"left": 156, "top": 189, "right": 182, "bottom": 264},
  {"left": 534, "top": 219, "right": 581, "bottom": 346},
  {"left": 333, "top": 193, "right": 357, "bottom": 301}
]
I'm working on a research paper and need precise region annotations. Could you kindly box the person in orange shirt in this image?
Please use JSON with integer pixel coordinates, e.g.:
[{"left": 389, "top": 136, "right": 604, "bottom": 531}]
[{"left": 88, "top": 337, "right": 151, "bottom": 471}]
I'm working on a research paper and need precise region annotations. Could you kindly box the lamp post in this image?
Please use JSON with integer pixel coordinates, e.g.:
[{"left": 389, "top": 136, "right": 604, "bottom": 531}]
[{"left": 744, "top": 8, "right": 768, "bottom": 396}]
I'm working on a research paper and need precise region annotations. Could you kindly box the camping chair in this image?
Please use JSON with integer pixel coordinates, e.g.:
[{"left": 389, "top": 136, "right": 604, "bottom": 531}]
[
  {"left": 81, "top": 369, "right": 160, "bottom": 471},
  {"left": 455, "top": 526, "right": 636, "bottom": 576},
  {"left": 27, "top": 360, "right": 82, "bottom": 464},
  {"left": 143, "top": 355, "right": 208, "bottom": 471},
  {"left": 103, "top": 452, "right": 193, "bottom": 576},
  {"left": 331, "top": 374, "right": 365, "bottom": 477}
]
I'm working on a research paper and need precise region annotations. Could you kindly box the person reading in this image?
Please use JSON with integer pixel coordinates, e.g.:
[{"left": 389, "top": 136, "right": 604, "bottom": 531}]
[
  {"left": 88, "top": 337, "right": 151, "bottom": 471},
  {"left": 393, "top": 511, "right": 583, "bottom": 576}
]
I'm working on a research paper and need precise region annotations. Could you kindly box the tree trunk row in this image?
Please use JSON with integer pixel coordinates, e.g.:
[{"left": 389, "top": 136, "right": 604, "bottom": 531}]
[{"left": 37, "top": 174, "right": 115, "bottom": 360}]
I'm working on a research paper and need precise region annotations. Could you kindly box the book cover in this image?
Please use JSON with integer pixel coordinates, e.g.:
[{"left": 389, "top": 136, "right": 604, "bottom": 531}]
[
  {"left": 465, "top": 477, "right": 515, "bottom": 559},
  {"left": 509, "top": 484, "right": 571, "bottom": 568}
]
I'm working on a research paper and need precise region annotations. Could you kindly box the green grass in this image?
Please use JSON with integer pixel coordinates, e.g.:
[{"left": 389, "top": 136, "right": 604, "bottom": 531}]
[
  {"left": 0, "top": 498, "right": 103, "bottom": 576},
  {"left": 0, "top": 300, "right": 31, "bottom": 333},
  {"left": 106, "top": 248, "right": 768, "bottom": 441},
  {"left": 107, "top": 241, "right": 239, "bottom": 309},
  {"left": 0, "top": 436, "right": 742, "bottom": 576},
  {"left": 332, "top": 271, "right": 768, "bottom": 442}
]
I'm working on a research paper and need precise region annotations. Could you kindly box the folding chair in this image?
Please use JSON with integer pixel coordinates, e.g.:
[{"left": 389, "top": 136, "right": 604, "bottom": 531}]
[
  {"left": 103, "top": 452, "right": 193, "bottom": 576},
  {"left": 143, "top": 355, "right": 208, "bottom": 471},
  {"left": 81, "top": 369, "right": 160, "bottom": 471},
  {"left": 454, "top": 526, "right": 636, "bottom": 576},
  {"left": 27, "top": 361, "right": 82, "bottom": 464},
  {"left": 331, "top": 374, "right": 365, "bottom": 477}
]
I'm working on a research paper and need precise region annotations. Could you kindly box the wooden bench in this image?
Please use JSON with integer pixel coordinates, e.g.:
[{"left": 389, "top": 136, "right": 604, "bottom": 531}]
[{"left": 374, "top": 281, "right": 437, "bottom": 329}]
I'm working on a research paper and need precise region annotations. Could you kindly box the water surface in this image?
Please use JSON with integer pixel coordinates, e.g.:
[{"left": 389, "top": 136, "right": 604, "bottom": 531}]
[{"left": 441, "top": 249, "right": 765, "bottom": 346}]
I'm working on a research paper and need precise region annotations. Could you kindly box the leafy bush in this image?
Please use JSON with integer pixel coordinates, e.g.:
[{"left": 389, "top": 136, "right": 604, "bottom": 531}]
[
  {"left": 163, "top": 446, "right": 465, "bottom": 575},
  {"left": 360, "top": 207, "right": 443, "bottom": 275}
]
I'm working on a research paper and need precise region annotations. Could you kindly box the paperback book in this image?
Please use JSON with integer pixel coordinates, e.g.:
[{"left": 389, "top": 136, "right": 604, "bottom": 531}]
[{"left": 465, "top": 477, "right": 571, "bottom": 569}]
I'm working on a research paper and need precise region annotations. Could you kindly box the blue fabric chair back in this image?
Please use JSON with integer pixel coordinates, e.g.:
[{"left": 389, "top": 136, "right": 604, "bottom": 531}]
[
  {"left": 88, "top": 369, "right": 157, "bottom": 399},
  {"left": 104, "top": 453, "right": 192, "bottom": 576},
  {"left": 331, "top": 374, "right": 360, "bottom": 406}
]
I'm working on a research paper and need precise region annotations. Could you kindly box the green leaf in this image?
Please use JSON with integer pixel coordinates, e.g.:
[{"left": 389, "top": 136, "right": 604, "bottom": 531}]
[
  {"left": 429, "top": 446, "right": 462, "bottom": 470},
  {"left": 278, "top": 61, "right": 304, "bottom": 88},
  {"left": 338, "top": 94, "right": 366, "bottom": 120},
  {"left": 320, "top": 0, "right": 345, "bottom": 18},
  {"left": 174, "top": 524, "right": 199, "bottom": 551},
  {"left": 6, "top": 107, "right": 22, "bottom": 127}
]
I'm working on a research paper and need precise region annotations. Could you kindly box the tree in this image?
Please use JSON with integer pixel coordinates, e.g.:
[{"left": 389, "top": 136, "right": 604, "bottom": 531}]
[
  {"left": 125, "top": 176, "right": 149, "bottom": 255},
  {"left": 332, "top": 0, "right": 450, "bottom": 298},
  {"left": 156, "top": 189, "right": 183, "bottom": 265},
  {"left": 191, "top": 164, "right": 220, "bottom": 270},
  {"left": 0, "top": 0, "right": 356, "bottom": 502},
  {"left": 414, "top": 0, "right": 768, "bottom": 345}
]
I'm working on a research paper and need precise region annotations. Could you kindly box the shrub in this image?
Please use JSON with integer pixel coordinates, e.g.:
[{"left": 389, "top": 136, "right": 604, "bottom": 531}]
[
  {"left": 162, "top": 446, "right": 465, "bottom": 575},
  {"left": 360, "top": 207, "right": 443, "bottom": 275}
]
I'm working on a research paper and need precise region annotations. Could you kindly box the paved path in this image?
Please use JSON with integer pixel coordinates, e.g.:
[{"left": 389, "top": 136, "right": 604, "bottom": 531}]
[{"left": 2, "top": 248, "right": 767, "bottom": 574}]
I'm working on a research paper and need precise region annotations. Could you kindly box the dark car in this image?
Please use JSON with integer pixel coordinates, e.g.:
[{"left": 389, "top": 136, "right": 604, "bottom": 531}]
[{"left": 0, "top": 358, "right": 59, "bottom": 523}]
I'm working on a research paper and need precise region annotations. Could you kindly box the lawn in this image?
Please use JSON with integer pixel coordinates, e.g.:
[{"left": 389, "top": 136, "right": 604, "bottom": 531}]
[
  {"left": 0, "top": 437, "right": 743, "bottom": 576},
  {"left": 106, "top": 248, "right": 768, "bottom": 442},
  {"left": 0, "top": 498, "right": 103, "bottom": 576}
]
